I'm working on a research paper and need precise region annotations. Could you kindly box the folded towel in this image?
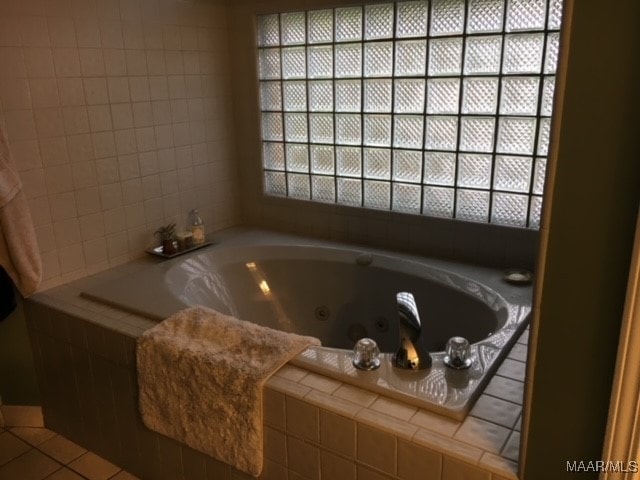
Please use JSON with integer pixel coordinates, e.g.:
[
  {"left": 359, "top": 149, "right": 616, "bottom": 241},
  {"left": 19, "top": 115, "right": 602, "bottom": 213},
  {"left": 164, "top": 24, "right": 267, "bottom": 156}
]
[
  {"left": 0, "top": 127, "right": 42, "bottom": 297},
  {"left": 136, "top": 306, "right": 320, "bottom": 477}
]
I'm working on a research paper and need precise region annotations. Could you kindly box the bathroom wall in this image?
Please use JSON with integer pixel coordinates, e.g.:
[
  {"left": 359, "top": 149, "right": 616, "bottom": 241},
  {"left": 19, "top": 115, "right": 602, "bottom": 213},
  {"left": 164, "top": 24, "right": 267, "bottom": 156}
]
[
  {"left": 522, "top": 0, "right": 640, "bottom": 478},
  {"left": 227, "top": 0, "right": 539, "bottom": 270},
  {"left": 0, "top": 0, "right": 240, "bottom": 291}
]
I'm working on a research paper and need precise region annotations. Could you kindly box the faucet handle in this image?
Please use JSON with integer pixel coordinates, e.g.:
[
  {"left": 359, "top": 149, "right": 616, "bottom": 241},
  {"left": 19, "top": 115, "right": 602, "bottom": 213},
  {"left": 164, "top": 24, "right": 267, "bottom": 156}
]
[
  {"left": 444, "top": 336, "right": 473, "bottom": 369},
  {"left": 352, "top": 338, "right": 381, "bottom": 371}
]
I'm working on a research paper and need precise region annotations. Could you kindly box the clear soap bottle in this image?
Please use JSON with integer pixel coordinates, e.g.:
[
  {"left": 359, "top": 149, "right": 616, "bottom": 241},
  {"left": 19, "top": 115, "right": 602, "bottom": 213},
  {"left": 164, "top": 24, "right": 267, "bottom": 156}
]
[{"left": 188, "top": 209, "right": 205, "bottom": 245}]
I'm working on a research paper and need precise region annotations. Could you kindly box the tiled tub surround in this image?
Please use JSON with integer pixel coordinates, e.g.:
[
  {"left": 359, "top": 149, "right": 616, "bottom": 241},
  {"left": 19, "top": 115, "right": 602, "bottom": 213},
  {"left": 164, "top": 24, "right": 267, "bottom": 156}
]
[
  {"left": 81, "top": 228, "right": 532, "bottom": 420},
  {"left": 0, "top": 0, "right": 239, "bottom": 290},
  {"left": 24, "top": 243, "right": 527, "bottom": 480}
]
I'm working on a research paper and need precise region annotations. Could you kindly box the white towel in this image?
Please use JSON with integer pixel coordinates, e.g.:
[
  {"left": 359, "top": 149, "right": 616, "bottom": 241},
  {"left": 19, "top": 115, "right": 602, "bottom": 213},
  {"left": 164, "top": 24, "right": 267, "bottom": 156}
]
[
  {"left": 137, "top": 306, "right": 320, "bottom": 477},
  {"left": 0, "top": 127, "right": 42, "bottom": 296}
]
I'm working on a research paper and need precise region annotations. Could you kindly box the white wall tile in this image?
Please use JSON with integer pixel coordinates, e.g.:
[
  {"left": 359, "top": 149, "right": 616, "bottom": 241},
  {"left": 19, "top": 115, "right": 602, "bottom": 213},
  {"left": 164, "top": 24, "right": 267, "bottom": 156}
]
[
  {"left": 58, "top": 78, "right": 85, "bottom": 106},
  {"left": 0, "top": 0, "right": 237, "bottom": 288},
  {"left": 48, "top": 17, "right": 77, "bottom": 48}
]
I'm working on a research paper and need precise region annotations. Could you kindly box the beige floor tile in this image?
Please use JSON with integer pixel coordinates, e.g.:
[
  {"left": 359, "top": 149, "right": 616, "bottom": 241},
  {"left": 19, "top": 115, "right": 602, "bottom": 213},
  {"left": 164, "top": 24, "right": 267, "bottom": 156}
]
[
  {"left": 10, "top": 427, "right": 57, "bottom": 446},
  {"left": 45, "top": 467, "right": 86, "bottom": 480},
  {"left": 38, "top": 435, "right": 87, "bottom": 465},
  {"left": 0, "top": 448, "right": 60, "bottom": 480},
  {"left": 110, "top": 471, "right": 141, "bottom": 480},
  {"left": 0, "top": 432, "right": 31, "bottom": 467},
  {"left": 0, "top": 406, "right": 44, "bottom": 428},
  {"left": 454, "top": 417, "right": 511, "bottom": 455},
  {"left": 68, "top": 452, "right": 120, "bottom": 480}
]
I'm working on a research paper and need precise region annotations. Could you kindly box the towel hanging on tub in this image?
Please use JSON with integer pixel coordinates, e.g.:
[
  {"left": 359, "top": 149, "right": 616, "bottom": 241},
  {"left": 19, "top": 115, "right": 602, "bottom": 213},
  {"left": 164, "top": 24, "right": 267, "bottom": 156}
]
[
  {"left": 136, "top": 306, "right": 320, "bottom": 477},
  {"left": 0, "top": 126, "right": 42, "bottom": 297}
]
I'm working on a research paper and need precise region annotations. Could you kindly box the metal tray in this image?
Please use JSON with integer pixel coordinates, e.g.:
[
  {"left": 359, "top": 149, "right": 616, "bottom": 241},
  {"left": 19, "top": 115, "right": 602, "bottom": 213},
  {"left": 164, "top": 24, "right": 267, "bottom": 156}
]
[{"left": 146, "top": 241, "right": 214, "bottom": 259}]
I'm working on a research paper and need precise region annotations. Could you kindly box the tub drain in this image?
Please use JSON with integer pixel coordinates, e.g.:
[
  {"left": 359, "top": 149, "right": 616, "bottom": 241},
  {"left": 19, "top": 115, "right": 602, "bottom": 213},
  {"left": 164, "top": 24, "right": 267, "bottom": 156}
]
[{"left": 314, "top": 306, "right": 331, "bottom": 321}]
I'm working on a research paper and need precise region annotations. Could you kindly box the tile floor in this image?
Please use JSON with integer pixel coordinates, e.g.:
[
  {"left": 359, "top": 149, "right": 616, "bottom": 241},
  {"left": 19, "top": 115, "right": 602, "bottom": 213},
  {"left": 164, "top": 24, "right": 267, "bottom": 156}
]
[{"left": 0, "top": 406, "right": 138, "bottom": 480}]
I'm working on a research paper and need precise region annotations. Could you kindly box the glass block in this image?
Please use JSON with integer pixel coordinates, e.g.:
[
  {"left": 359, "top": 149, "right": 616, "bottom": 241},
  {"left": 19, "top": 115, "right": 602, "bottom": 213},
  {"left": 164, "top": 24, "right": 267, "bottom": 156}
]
[
  {"left": 286, "top": 143, "right": 309, "bottom": 172},
  {"left": 426, "top": 78, "right": 460, "bottom": 114},
  {"left": 541, "top": 77, "right": 555, "bottom": 116},
  {"left": 309, "top": 113, "right": 334, "bottom": 144},
  {"left": 505, "top": 0, "right": 546, "bottom": 32},
  {"left": 335, "top": 7, "right": 363, "bottom": 42},
  {"left": 258, "top": 48, "right": 281, "bottom": 80},
  {"left": 312, "top": 175, "right": 335, "bottom": 203},
  {"left": 336, "top": 147, "right": 362, "bottom": 177},
  {"left": 364, "top": 148, "right": 391, "bottom": 179},
  {"left": 284, "top": 113, "right": 308, "bottom": 142},
  {"left": 394, "top": 79, "right": 425, "bottom": 114},
  {"left": 262, "top": 142, "right": 285, "bottom": 170},
  {"left": 308, "top": 10, "right": 334, "bottom": 44},
  {"left": 424, "top": 152, "right": 456, "bottom": 185},
  {"left": 287, "top": 173, "right": 310, "bottom": 199},
  {"left": 431, "top": 0, "right": 465, "bottom": 36},
  {"left": 544, "top": 32, "right": 560, "bottom": 74},
  {"left": 364, "top": 115, "right": 392, "bottom": 147},
  {"left": 282, "top": 47, "right": 306, "bottom": 79},
  {"left": 309, "top": 80, "right": 333, "bottom": 112},
  {"left": 336, "top": 114, "right": 361, "bottom": 145},
  {"left": 537, "top": 117, "right": 550, "bottom": 156},
  {"left": 459, "top": 117, "right": 495, "bottom": 153},
  {"left": 462, "top": 77, "right": 498, "bottom": 114},
  {"left": 364, "top": 79, "right": 392, "bottom": 113},
  {"left": 423, "top": 186, "right": 454, "bottom": 218},
  {"left": 335, "top": 43, "right": 362, "bottom": 78},
  {"left": 503, "top": 33, "right": 544, "bottom": 74},
  {"left": 308, "top": 45, "right": 333, "bottom": 79},
  {"left": 311, "top": 145, "right": 335, "bottom": 174},
  {"left": 337, "top": 177, "right": 362, "bottom": 206},
  {"left": 309, "top": 145, "right": 335, "bottom": 175},
  {"left": 283, "top": 81, "right": 307, "bottom": 112},
  {"left": 393, "top": 183, "right": 421, "bottom": 213},
  {"left": 428, "top": 38, "right": 463, "bottom": 76},
  {"left": 393, "top": 150, "right": 422, "bottom": 183},
  {"left": 464, "top": 36, "right": 502, "bottom": 75},
  {"left": 395, "top": 40, "right": 427, "bottom": 77},
  {"left": 393, "top": 115, "right": 424, "bottom": 149},
  {"left": 456, "top": 189, "right": 490, "bottom": 222},
  {"left": 364, "top": 180, "right": 391, "bottom": 210},
  {"left": 364, "top": 42, "right": 393, "bottom": 77},
  {"left": 457, "top": 153, "right": 492, "bottom": 188},
  {"left": 281, "top": 12, "right": 306, "bottom": 45},
  {"left": 264, "top": 171, "right": 286, "bottom": 196},
  {"left": 497, "top": 117, "right": 536, "bottom": 155},
  {"left": 335, "top": 80, "right": 361, "bottom": 112},
  {"left": 397, "top": 1, "right": 429, "bottom": 38},
  {"left": 533, "top": 157, "right": 546, "bottom": 195},
  {"left": 491, "top": 192, "right": 528, "bottom": 227},
  {"left": 548, "top": 0, "right": 563, "bottom": 30},
  {"left": 529, "top": 195, "right": 543, "bottom": 228},
  {"left": 425, "top": 116, "right": 458, "bottom": 151},
  {"left": 260, "top": 82, "right": 282, "bottom": 111},
  {"left": 365, "top": 3, "right": 394, "bottom": 40},
  {"left": 262, "top": 112, "right": 283, "bottom": 141},
  {"left": 258, "top": 15, "right": 279, "bottom": 47},
  {"left": 500, "top": 77, "right": 540, "bottom": 115},
  {"left": 493, "top": 155, "right": 532, "bottom": 192},
  {"left": 467, "top": 0, "right": 504, "bottom": 34}
]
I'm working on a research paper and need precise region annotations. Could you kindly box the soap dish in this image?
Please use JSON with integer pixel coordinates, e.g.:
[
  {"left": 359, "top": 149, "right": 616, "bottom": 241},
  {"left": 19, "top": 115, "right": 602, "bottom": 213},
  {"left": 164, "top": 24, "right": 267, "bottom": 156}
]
[{"left": 503, "top": 269, "right": 533, "bottom": 285}]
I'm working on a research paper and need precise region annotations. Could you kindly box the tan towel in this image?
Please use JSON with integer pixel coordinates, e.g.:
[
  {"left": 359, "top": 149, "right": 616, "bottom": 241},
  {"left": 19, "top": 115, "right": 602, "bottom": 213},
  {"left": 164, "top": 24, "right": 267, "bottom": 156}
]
[
  {"left": 0, "top": 127, "right": 41, "bottom": 296},
  {"left": 136, "top": 306, "right": 320, "bottom": 477}
]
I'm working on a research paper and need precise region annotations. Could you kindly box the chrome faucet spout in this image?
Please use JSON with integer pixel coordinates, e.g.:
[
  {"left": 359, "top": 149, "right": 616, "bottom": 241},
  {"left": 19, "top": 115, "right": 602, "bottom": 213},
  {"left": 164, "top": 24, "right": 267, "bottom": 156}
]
[{"left": 393, "top": 292, "right": 432, "bottom": 370}]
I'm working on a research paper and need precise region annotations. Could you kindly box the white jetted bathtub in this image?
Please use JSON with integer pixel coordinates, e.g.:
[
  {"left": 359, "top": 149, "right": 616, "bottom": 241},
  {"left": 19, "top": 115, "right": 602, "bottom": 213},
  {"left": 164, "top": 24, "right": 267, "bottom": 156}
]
[{"left": 83, "top": 228, "right": 532, "bottom": 419}]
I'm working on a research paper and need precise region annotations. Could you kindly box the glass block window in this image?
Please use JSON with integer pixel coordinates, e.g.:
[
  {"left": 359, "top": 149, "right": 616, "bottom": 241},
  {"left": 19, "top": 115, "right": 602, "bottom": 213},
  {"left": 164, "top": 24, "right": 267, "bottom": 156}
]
[{"left": 257, "top": 0, "right": 562, "bottom": 229}]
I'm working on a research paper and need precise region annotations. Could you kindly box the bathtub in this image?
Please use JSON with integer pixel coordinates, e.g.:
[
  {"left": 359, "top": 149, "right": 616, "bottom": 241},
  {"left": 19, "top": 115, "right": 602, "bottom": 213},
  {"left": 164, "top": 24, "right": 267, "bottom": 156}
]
[{"left": 83, "top": 228, "right": 532, "bottom": 419}]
